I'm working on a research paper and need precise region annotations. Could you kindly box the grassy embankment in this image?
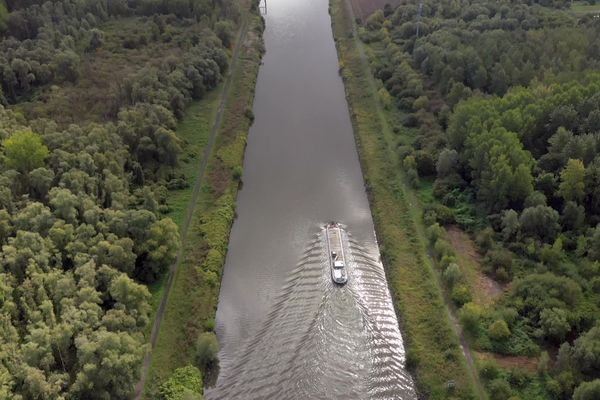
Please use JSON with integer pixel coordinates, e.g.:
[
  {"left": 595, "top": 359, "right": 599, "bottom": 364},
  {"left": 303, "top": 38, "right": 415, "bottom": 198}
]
[
  {"left": 330, "top": 0, "right": 479, "bottom": 398},
  {"left": 570, "top": 0, "right": 600, "bottom": 15},
  {"left": 146, "top": 88, "right": 223, "bottom": 322},
  {"left": 141, "top": 9, "right": 264, "bottom": 398}
]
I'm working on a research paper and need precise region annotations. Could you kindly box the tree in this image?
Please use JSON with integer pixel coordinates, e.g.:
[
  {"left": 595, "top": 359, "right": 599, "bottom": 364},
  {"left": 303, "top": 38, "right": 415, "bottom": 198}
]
[
  {"left": 0, "top": 209, "right": 11, "bottom": 244},
  {"left": 539, "top": 307, "right": 571, "bottom": 342},
  {"left": 501, "top": 209, "right": 519, "bottom": 241},
  {"left": 519, "top": 205, "right": 560, "bottom": 243},
  {"left": 2, "top": 130, "right": 49, "bottom": 173},
  {"left": 0, "top": 0, "right": 8, "bottom": 34},
  {"left": 573, "top": 380, "right": 600, "bottom": 400},
  {"left": 436, "top": 149, "right": 458, "bottom": 177},
  {"left": 573, "top": 326, "right": 600, "bottom": 374},
  {"left": 108, "top": 273, "right": 150, "bottom": 329},
  {"left": 29, "top": 168, "right": 54, "bottom": 200},
  {"left": 136, "top": 218, "right": 180, "bottom": 283},
  {"left": 559, "top": 159, "right": 586, "bottom": 203},
  {"left": 589, "top": 225, "right": 600, "bottom": 261},
  {"left": 214, "top": 21, "right": 233, "bottom": 48},
  {"left": 49, "top": 187, "right": 79, "bottom": 224},
  {"left": 561, "top": 201, "right": 585, "bottom": 231},
  {"left": 466, "top": 127, "right": 533, "bottom": 210},
  {"left": 70, "top": 329, "right": 146, "bottom": 399}
]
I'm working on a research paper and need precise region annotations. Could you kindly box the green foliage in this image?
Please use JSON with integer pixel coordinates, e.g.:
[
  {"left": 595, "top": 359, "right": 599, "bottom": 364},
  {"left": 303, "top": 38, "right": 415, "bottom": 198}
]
[
  {"left": 443, "top": 263, "right": 462, "bottom": 287},
  {"left": 2, "top": 129, "right": 48, "bottom": 173},
  {"left": 573, "top": 379, "right": 600, "bottom": 400},
  {"left": 452, "top": 284, "right": 472, "bottom": 307},
  {"left": 0, "top": 0, "right": 7, "bottom": 34},
  {"left": 539, "top": 307, "right": 571, "bottom": 342},
  {"left": 137, "top": 218, "right": 181, "bottom": 283},
  {"left": 573, "top": 326, "right": 600, "bottom": 374},
  {"left": 195, "top": 332, "right": 219, "bottom": 370},
  {"left": 459, "top": 302, "right": 482, "bottom": 335},
  {"left": 159, "top": 365, "right": 203, "bottom": 400},
  {"left": 488, "top": 378, "right": 513, "bottom": 400},
  {"left": 559, "top": 159, "right": 586, "bottom": 203},
  {"left": 519, "top": 205, "right": 560, "bottom": 243},
  {"left": 488, "top": 320, "right": 511, "bottom": 341}
]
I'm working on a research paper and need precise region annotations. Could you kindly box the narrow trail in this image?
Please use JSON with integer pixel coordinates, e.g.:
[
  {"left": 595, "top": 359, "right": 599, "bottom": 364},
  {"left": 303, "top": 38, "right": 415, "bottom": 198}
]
[
  {"left": 340, "top": 1, "right": 486, "bottom": 398},
  {"left": 133, "top": 17, "right": 250, "bottom": 400}
]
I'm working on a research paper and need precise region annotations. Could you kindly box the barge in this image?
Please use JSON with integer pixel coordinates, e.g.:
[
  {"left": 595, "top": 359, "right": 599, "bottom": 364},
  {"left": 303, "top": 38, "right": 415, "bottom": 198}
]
[{"left": 325, "top": 222, "right": 348, "bottom": 285}]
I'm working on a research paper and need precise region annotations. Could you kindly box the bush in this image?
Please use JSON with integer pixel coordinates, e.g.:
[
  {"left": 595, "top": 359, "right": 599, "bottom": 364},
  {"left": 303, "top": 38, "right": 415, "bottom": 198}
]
[
  {"left": 166, "top": 178, "right": 189, "bottom": 190},
  {"left": 434, "top": 238, "right": 454, "bottom": 260},
  {"left": 573, "top": 379, "right": 600, "bottom": 400},
  {"left": 196, "top": 332, "right": 219, "bottom": 369},
  {"left": 203, "top": 318, "right": 215, "bottom": 332},
  {"left": 159, "top": 365, "right": 203, "bottom": 400},
  {"left": 426, "top": 223, "right": 445, "bottom": 243},
  {"left": 488, "top": 378, "right": 513, "bottom": 400},
  {"left": 479, "top": 359, "right": 500, "bottom": 380},
  {"left": 488, "top": 319, "right": 511, "bottom": 341},
  {"left": 451, "top": 284, "right": 472, "bottom": 306},
  {"left": 443, "top": 263, "right": 462, "bottom": 287},
  {"left": 459, "top": 302, "right": 481, "bottom": 335}
]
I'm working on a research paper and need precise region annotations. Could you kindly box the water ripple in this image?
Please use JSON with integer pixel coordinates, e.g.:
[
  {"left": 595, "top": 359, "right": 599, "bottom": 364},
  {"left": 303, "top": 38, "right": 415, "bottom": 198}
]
[{"left": 208, "top": 226, "right": 417, "bottom": 399}]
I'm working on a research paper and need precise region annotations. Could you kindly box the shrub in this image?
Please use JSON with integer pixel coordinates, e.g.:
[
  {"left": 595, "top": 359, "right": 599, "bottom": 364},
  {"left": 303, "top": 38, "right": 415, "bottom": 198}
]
[
  {"left": 479, "top": 359, "right": 500, "bottom": 380},
  {"left": 451, "top": 284, "right": 472, "bottom": 306},
  {"left": 443, "top": 263, "right": 462, "bottom": 287},
  {"left": 459, "top": 302, "right": 482, "bottom": 335},
  {"left": 488, "top": 378, "right": 513, "bottom": 400},
  {"left": 426, "top": 223, "right": 445, "bottom": 243},
  {"left": 203, "top": 318, "right": 216, "bottom": 332},
  {"left": 434, "top": 238, "right": 454, "bottom": 260},
  {"left": 573, "top": 379, "right": 600, "bottom": 400},
  {"left": 196, "top": 332, "right": 219, "bottom": 370},
  {"left": 159, "top": 365, "right": 203, "bottom": 400},
  {"left": 488, "top": 319, "right": 511, "bottom": 341}
]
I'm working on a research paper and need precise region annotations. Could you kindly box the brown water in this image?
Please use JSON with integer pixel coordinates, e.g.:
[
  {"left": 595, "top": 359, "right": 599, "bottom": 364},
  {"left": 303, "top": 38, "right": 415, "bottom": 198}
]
[{"left": 208, "top": 0, "right": 417, "bottom": 398}]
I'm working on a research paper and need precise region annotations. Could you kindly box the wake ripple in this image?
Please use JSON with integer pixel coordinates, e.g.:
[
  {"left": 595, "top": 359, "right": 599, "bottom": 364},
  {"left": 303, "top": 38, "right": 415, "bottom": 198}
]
[{"left": 208, "top": 226, "right": 417, "bottom": 400}]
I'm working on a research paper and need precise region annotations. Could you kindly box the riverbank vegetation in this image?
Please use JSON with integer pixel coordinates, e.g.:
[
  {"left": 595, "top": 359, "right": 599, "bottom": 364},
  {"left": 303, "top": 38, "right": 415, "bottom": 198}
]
[
  {"left": 352, "top": 0, "right": 600, "bottom": 398},
  {"left": 0, "top": 0, "right": 260, "bottom": 398}
]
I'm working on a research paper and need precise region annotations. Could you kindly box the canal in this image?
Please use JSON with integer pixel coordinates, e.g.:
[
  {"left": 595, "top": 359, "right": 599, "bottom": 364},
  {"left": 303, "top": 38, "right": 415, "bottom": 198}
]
[{"left": 208, "top": 0, "right": 417, "bottom": 398}]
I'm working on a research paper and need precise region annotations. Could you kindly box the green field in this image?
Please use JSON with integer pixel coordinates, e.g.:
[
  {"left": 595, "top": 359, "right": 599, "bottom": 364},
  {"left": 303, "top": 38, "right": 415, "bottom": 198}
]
[
  {"left": 570, "top": 1, "right": 600, "bottom": 15},
  {"left": 330, "top": 0, "right": 479, "bottom": 398}
]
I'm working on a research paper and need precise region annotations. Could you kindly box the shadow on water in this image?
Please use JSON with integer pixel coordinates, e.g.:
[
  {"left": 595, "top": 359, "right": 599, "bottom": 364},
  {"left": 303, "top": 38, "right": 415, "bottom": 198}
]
[{"left": 208, "top": 226, "right": 416, "bottom": 400}]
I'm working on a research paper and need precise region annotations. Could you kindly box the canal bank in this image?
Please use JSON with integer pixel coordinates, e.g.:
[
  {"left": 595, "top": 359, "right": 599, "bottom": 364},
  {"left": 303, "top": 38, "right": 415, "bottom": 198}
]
[
  {"left": 330, "top": 0, "right": 479, "bottom": 398},
  {"left": 210, "top": 0, "right": 417, "bottom": 398}
]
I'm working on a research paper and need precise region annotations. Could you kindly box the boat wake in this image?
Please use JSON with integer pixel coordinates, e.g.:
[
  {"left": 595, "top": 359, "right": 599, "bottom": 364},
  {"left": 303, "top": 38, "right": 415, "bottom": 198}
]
[{"left": 207, "top": 225, "right": 416, "bottom": 400}]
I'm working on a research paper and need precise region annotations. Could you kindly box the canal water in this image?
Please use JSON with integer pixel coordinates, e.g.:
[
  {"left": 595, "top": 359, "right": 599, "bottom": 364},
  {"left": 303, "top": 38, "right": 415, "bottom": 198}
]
[{"left": 208, "top": 0, "right": 417, "bottom": 398}]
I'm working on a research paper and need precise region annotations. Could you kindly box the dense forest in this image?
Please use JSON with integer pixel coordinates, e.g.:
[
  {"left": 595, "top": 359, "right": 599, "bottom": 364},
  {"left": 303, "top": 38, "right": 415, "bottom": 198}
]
[
  {"left": 361, "top": 0, "right": 600, "bottom": 398},
  {"left": 0, "top": 0, "right": 242, "bottom": 398}
]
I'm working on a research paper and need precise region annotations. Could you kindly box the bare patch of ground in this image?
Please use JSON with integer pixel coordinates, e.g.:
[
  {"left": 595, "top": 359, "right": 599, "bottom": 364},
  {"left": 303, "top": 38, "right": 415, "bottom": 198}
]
[
  {"left": 446, "top": 225, "right": 505, "bottom": 306},
  {"left": 476, "top": 352, "right": 539, "bottom": 373},
  {"left": 350, "top": 0, "right": 401, "bottom": 20}
]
